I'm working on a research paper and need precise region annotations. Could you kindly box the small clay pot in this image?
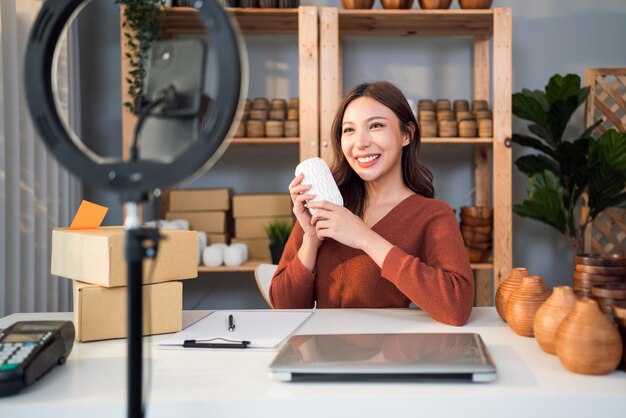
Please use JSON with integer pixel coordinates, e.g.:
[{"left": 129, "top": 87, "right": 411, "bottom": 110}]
[
  {"left": 506, "top": 275, "right": 551, "bottom": 337},
  {"left": 341, "top": 0, "right": 375, "bottom": 8},
  {"left": 495, "top": 267, "right": 529, "bottom": 322},
  {"left": 555, "top": 298, "right": 623, "bottom": 375},
  {"left": 533, "top": 286, "right": 576, "bottom": 354},
  {"left": 459, "top": 0, "right": 493, "bottom": 9},
  {"left": 381, "top": 0, "right": 414, "bottom": 8}
]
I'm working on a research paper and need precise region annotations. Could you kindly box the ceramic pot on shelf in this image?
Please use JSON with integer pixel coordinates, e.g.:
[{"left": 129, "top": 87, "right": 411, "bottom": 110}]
[
  {"left": 458, "top": 0, "right": 493, "bottom": 9},
  {"left": 381, "top": 0, "right": 415, "bottom": 9},
  {"left": 341, "top": 0, "right": 375, "bottom": 9},
  {"left": 533, "top": 286, "right": 576, "bottom": 354},
  {"left": 506, "top": 275, "right": 551, "bottom": 337},
  {"left": 495, "top": 267, "right": 529, "bottom": 322},
  {"left": 555, "top": 298, "right": 623, "bottom": 375},
  {"left": 418, "top": 0, "right": 452, "bottom": 9}
]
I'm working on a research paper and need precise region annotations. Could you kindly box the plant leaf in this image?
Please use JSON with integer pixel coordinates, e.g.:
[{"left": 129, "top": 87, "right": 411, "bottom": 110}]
[
  {"left": 513, "top": 186, "right": 566, "bottom": 233},
  {"left": 547, "top": 96, "right": 580, "bottom": 143},
  {"left": 512, "top": 92, "right": 548, "bottom": 128},
  {"left": 515, "top": 155, "right": 560, "bottom": 177},
  {"left": 591, "top": 129, "right": 626, "bottom": 170},
  {"left": 528, "top": 123, "right": 555, "bottom": 145},
  {"left": 512, "top": 133, "right": 555, "bottom": 156},
  {"left": 588, "top": 170, "right": 626, "bottom": 217},
  {"left": 545, "top": 74, "right": 582, "bottom": 105}
]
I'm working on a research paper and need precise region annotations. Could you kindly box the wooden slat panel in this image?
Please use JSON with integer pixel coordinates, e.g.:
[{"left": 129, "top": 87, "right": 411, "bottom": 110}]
[
  {"left": 120, "top": 6, "right": 137, "bottom": 161},
  {"left": 298, "top": 6, "right": 319, "bottom": 161},
  {"left": 583, "top": 68, "right": 626, "bottom": 254},
  {"left": 491, "top": 8, "right": 513, "bottom": 293},
  {"left": 320, "top": 8, "right": 340, "bottom": 166}
]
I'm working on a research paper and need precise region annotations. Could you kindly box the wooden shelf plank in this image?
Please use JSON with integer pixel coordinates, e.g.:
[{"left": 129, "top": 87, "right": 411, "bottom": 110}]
[
  {"left": 338, "top": 10, "right": 494, "bottom": 37},
  {"left": 161, "top": 7, "right": 300, "bottom": 36},
  {"left": 471, "top": 263, "right": 493, "bottom": 270},
  {"left": 229, "top": 137, "right": 300, "bottom": 145},
  {"left": 422, "top": 137, "right": 493, "bottom": 144},
  {"left": 198, "top": 259, "right": 270, "bottom": 273}
]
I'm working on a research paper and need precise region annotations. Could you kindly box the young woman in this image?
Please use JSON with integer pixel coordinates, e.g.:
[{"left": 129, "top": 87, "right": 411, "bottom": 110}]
[{"left": 269, "top": 81, "right": 474, "bottom": 326}]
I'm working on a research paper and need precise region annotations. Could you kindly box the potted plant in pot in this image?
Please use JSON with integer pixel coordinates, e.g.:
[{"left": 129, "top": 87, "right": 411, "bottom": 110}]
[
  {"left": 264, "top": 219, "right": 294, "bottom": 264},
  {"left": 512, "top": 73, "right": 626, "bottom": 255}
]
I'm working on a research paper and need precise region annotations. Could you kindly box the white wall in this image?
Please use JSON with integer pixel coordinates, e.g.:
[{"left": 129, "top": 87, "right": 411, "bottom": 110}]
[{"left": 77, "top": 0, "right": 626, "bottom": 308}]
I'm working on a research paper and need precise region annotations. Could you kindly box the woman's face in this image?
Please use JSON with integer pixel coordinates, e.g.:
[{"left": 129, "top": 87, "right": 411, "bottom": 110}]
[{"left": 340, "top": 96, "right": 409, "bottom": 183}]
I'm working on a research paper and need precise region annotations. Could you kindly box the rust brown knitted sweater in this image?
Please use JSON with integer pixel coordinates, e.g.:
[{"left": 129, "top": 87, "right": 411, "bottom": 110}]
[{"left": 269, "top": 194, "right": 474, "bottom": 326}]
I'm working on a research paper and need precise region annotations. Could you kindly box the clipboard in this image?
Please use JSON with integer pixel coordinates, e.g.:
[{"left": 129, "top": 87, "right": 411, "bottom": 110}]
[{"left": 157, "top": 310, "right": 312, "bottom": 350}]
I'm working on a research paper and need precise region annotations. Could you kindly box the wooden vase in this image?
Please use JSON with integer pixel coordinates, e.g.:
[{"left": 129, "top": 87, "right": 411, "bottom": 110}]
[
  {"left": 506, "top": 275, "right": 551, "bottom": 337},
  {"left": 533, "top": 286, "right": 576, "bottom": 354},
  {"left": 495, "top": 267, "right": 529, "bottom": 322},
  {"left": 555, "top": 298, "right": 623, "bottom": 375}
]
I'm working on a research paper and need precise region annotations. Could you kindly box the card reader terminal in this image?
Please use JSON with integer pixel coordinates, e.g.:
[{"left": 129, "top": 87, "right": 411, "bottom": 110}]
[{"left": 0, "top": 321, "right": 75, "bottom": 396}]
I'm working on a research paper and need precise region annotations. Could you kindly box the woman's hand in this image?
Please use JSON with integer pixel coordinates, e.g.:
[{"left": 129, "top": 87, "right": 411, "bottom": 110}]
[
  {"left": 308, "top": 201, "right": 372, "bottom": 250},
  {"left": 288, "top": 174, "right": 319, "bottom": 240}
]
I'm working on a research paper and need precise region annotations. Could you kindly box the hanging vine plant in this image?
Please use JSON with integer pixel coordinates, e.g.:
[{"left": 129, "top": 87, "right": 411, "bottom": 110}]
[{"left": 116, "top": 0, "right": 166, "bottom": 115}]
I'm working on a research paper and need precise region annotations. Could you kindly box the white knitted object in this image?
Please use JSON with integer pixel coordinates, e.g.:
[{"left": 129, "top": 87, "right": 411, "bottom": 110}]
[
  {"left": 295, "top": 157, "right": 343, "bottom": 215},
  {"left": 196, "top": 232, "right": 207, "bottom": 266},
  {"left": 202, "top": 245, "right": 223, "bottom": 267},
  {"left": 224, "top": 245, "right": 245, "bottom": 267}
]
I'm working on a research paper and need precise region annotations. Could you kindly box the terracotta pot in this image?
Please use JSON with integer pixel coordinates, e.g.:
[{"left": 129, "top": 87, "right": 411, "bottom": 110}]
[
  {"left": 381, "top": 0, "right": 415, "bottom": 9},
  {"left": 533, "top": 286, "right": 576, "bottom": 354},
  {"left": 418, "top": 0, "right": 452, "bottom": 8},
  {"left": 495, "top": 267, "right": 529, "bottom": 322},
  {"left": 341, "top": 0, "right": 375, "bottom": 8},
  {"left": 506, "top": 275, "right": 551, "bottom": 337},
  {"left": 555, "top": 298, "right": 623, "bottom": 375},
  {"left": 458, "top": 0, "right": 493, "bottom": 9}
]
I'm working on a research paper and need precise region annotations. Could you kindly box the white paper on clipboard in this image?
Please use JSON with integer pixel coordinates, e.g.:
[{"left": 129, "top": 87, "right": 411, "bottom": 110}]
[{"left": 156, "top": 310, "right": 312, "bottom": 350}]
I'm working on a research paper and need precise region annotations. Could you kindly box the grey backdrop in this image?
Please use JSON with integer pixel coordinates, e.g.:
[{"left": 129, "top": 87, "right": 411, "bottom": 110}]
[{"left": 76, "top": 0, "right": 626, "bottom": 309}]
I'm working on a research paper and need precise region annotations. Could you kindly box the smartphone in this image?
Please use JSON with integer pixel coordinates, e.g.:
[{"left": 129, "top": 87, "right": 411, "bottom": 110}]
[{"left": 139, "top": 38, "right": 208, "bottom": 161}]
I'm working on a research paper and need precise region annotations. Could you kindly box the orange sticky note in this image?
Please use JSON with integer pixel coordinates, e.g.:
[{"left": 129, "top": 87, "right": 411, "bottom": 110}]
[{"left": 69, "top": 200, "right": 108, "bottom": 230}]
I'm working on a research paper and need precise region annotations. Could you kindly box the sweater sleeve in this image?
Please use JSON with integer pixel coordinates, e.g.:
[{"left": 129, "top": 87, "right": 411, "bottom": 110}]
[
  {"left": 269, "top": 222, "right": 316, "bottom": 308},
  {"left": 380, "top": 207, "right": 474, "bottom": 326}
]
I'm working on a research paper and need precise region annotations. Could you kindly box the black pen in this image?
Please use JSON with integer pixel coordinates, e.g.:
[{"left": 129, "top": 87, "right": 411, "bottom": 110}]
[
  {"left": 183, "top": 339, "right": 249, "bottom": 349},
  {"left": 228, "top": 314, "right": 235, "bottom": 332}
]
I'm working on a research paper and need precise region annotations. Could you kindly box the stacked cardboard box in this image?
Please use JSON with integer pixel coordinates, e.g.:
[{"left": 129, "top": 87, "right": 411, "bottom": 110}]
[
  {"left": 231, "top": 194, "right": 293, "bottom": 261},
  {"left": 165, "top": 188, "right": 232, "bottom": 244},
  {"left": 51, "top": 226, "right": 197, "bottom": 342}
]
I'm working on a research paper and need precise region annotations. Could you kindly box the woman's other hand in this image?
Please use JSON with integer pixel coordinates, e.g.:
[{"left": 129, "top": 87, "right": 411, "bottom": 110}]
[{"left": 309, "top": 201, "right": 371, "bottom": 249}]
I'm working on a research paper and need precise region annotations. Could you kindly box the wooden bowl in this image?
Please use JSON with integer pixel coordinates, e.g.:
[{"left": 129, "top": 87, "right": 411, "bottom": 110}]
[
  {"left": 573, "top": 270, "right": 626, "bottom": 283},
  {"left": 453, "top": 99, "right": 470, "bottom": 112},
  {"left": 381, "top": 0, "right": 415, "bottom": 9},
  {"left": 270, "top": 98, "right": 287, "bottom": 110},
  {"left": 287, "top": 108, "right": 299, "bottom": 120},
  {"left": 461, "top": 206, "right": 493, "bottom": 218},
  {"left": 265, "top": 120, "right": 284, "bottom": 137},
  {"left": 478, "top": 118, "right": 493, "bottom": 137},
  {"left": 418, "top": 110, "right": 436, "bottom": 122},
  {"left": 249, "top": 109, "right": 268, "bottom": 121},
  {"left": 575, "top": 253, "right": 626, "bottom": 267},
  {"left": 459, "top": 0, "right": 493, "bottom": 9},
  {"left": 456, "top": 111, "right": 473, "bottom": 121},
  {"left": 288, "top": 97, "right": 299, "bottom": 108},
  {"left": 475, "top": 109, "right": 492, "bottom": 119},
  {"left": 284, "top": 120, "right": 299, "bottom": 137},
  {"left": 461, "top": 224, "right": 492, "bottom": 234},
  {"left": 438, "top": 120, "right": 458, "bottom": 137},
  {"left": 246, "top": 120, "right": 265, "bottom": 137},
  {"left": 471, "top": 99, "right": 489, "bottom": 112},
  {"left": 341, "top": 0, "right": 375, "bottom": 8},
  {"left": 420, "top": 122, "right": 437, "bottom": 138},
  {"left": 466, "top": 247, "right": 491, "bottom": 263},
  {"left": 461, "top": 228, "right": 491, "bottom": 243},
  {"left": 436, "top": 110, "right": 454, "bottom": 121},
  {"left": 418, "top": 0, "right": 452, "bottom": 8},
  {"left": 417, "top": 99, "right": 435, "bottom": 111},
  {"left": 435, "top": 99, "right": 451, "bottom": 111},
  {"left": 575, "top": 264, "right": 626, "bottom": 275},
  {"left": 251, "top": 98, "right": 269, "bottom": 110},
  {"left": 269, "top": 109, "right": 286, "bottom": 120}
]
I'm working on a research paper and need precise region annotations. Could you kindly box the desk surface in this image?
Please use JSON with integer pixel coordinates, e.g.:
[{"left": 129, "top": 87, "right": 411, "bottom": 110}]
[{"left": 0, "top": 308, "right": 624, "bottom": 418}]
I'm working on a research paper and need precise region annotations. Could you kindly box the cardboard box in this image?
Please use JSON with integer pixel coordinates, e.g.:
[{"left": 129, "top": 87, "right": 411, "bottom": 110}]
[
  {"left": 73, "top": 280, "right": 182, "bottom": 342},
  {"left": 166, "top": 211, "right": 227, "bottom": 233},
  {"left": 235, "top": 216, "right": 293, "bottom": 239},
  {"left": 232, "top": 237, "right": 271, "bottom": 261},
  {"left": 207, "top": 233, "right": 229, "bottom": 245},
  {"left": 232, "top": 194, "right": 292, "bottom": 218},
  {"left": 170, "top": 188, "right": 231, "bottom": 212},
  {"left": 52, "top": 227, "right": 198, "bottom": 288}
]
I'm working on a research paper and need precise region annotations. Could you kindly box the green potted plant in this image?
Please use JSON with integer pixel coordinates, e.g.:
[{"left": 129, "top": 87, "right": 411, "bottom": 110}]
[
  {"left": 264, "top": 219, "right": 294, "bottom": 264},
  {"left": 116, "top": 0, "right": 165, "bottom": 114},
  {"left": 512, "top": 73, "right": 626, "bottom": 255}
]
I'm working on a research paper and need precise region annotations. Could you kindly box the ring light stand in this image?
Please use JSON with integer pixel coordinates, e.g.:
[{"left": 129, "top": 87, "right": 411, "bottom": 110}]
[{"left": 24, "top": 1, "right": 246, "bottom": 417}]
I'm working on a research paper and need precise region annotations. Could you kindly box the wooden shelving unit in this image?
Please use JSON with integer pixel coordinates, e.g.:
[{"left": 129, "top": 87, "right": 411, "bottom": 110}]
[
  {"left": 120, "top": 7, "right": 511, "bottom": 288},
  {"left": 319, "top": 8, "right": 512, "bottom": 306}
]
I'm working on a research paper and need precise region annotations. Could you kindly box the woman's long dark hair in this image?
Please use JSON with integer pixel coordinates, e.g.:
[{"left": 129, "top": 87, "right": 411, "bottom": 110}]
[{"left": 330, "top": 81, "right": 434, "bottom": 217}]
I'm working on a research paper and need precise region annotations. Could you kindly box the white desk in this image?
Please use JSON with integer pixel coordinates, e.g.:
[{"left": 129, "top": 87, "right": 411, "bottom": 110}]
[{"left": 0, "top": 308, "right": 624, "bottom": 418}]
